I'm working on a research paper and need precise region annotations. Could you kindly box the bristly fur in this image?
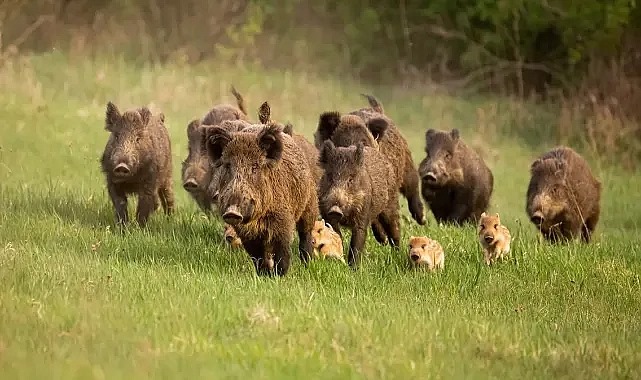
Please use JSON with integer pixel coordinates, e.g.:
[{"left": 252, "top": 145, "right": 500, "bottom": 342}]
[
  {"left": 418, "top": 127, "right": 493, "bottom": 225},
  {"left": 208, "top": 121, "right": 319, "bottom": 277},
  {"left": 100, "top": 102, "right": 174, "bottom": 228},
  {"left": 525, "top": 146, "right": 601, "bottom": 243}
]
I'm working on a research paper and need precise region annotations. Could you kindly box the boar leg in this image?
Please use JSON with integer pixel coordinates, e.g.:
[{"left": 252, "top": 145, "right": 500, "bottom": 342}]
[
  {"left": 242, "top": 238, "right": 274, "bottom": 276},
  {"left": 581, "top": 212, "right": 599, "bottom": 243},
  {"left": 449, "top": 190, "right": 472, "bottom": 225},
  {"left": 348, "top": 221, "right": 368, "bottom": 268},
  {"left": 136, "top": 191, "right": 159, "bottom": 227},
  {"left": 401, "top": 163, "right": 426, "bottom": 225},
  {"left": 158, "top": 177, "right": 175, "bottom": 215},
  {"left": 272, "top": 234, "right": 293, "bottom": 277},
  {"left": 296, "top": 218, "right": 314, "bottom": 265},
  {"left": 378, "top": 209, "right": 401, "bottom": 248},
  {"left": 107, "top": 183, "right": 128, "bottom": 226},
  {"left": 371, "top": 220, "right": 388, "bottom": 245}
]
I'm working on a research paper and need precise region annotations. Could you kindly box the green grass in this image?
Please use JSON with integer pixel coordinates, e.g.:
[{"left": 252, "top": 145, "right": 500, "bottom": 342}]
[{"left": 1, "top": 52, "right": 640, "bottom": 379}]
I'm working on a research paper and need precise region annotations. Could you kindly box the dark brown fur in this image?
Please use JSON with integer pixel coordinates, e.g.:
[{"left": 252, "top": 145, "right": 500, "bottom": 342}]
[
  {"left": 526, "top": 146, "right": 601, "bottom": 243},
  {"left": 204, "top": 124, "right": 319, "bottom": 276},
  {"left": 257, "top": 101, "right": 322, "bottom": 185},
  {"left": 418, "top": 128, "right": 494, "bottom": 225},
  {"left": 181, "top": 86, "right": 249, "bottom": 213},
  {"left": 314, "top": 94, "right": 426, "bottom": 232},
  {"left": 100, "top": 102, "right": 174, "bottom": 227},
  {"left": 318, "top": 140, "right": 400, "bottom": 268}
]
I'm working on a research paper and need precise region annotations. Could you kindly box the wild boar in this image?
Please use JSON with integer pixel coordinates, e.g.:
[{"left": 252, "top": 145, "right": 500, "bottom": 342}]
[
  {"left": 311, "top": 219, "right": 345, "bottom": 263},
  {"left": 418, "top": 128, "right": 494, "bottom": 225},
  {"left": 478, "top": 212, "right": 511, "bottom": 265},
  {"left": 314, "top": 94, "right": 426, "bottom": 227},
  {"left": 100, "top": 102, "right": 174, "bottom": 227},
  {"left": 204, "top": 123, "right": 319, "bottom": 276},
  {"left": 318, "top": 140, "right": 400, "bottom": 268},
  {"left": 526, "top": 146, "right": 601, "bottom": 243},
  {"left": 181, "top": 86, "right": 248, "bottom": 213},
  {"left": 408, "top": 236, "right": 445, "bottom": 271}
]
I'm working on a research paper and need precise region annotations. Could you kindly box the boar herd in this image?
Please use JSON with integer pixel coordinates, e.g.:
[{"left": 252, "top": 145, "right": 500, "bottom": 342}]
[{"left": 100, "top": 87, "right": 602, "bottom": 276}]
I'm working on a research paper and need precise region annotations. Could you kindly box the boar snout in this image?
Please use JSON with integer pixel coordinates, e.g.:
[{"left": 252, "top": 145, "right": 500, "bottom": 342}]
[
  {"left": 484, "top": 234, "right": 494, "bottom": 243},
  {"left": 422, "top": 171, "right": 437, "bottom": 183},
  {"left": 223, "top": 205, "right": 243, "bottom": 225},
  {"left": 530, "top": 211, "right": 544, "bottom": 225},
  {"left": 113, "top": 162, "right": 131, "bottom": 176},
  {"left": 327, "top": 205, "right": 344, "bottom": 220},
  {"left": 410, "top": 253, "right": 420, "bottom": 261},
  {"left": 183, "top": 178, "right": 199, "bottom": 191},
  {"left": 225, "top": 234, "right": 234, "bottom": 243}
]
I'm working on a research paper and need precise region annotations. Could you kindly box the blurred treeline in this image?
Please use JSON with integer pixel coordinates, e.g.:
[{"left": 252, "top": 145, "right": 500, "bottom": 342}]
[{"left": 2, "top": 0, "right": 640, "bottom": 95}]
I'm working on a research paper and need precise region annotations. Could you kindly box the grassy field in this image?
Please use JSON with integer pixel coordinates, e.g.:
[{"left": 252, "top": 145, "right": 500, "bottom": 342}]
[{"left": 1, "top": 52, "right": 640, "bottom": 379}]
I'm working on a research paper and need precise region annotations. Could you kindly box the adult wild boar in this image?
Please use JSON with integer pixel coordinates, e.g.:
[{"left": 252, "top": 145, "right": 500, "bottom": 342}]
[
  {"left": 318, "top": 140, "right": 400, "bottom": 268},
  {"left": 314, "top": 94, "right": 425, "bottom": 228},
  {"left": 526, "top": 146, "right": 601, "bottom": 243},
  {"left": 181, "top": 86, "right": 248, "bottom": 213},
  {"left": 418, "top": 128, "right": 494, "bottom": 225},
  {"left": 204, "top": 123, "right": 319, "bottom": 276},
  {"left": 100, "top": 102, "right": 174, "bottom": 227}
]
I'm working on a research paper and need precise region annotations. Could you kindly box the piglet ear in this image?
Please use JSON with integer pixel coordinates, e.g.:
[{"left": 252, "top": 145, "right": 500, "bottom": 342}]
[
  {"left": 258, "top": 101, "right": 271, "bottom": 124},
  {"left": 204, "top": 126, "right": 232, "bottom": 161},
  {"left": 317, "top": 111, "right": 341, "bottom": 143},
  {"left": 480, "top": 212, "right": 487, "bottom": 218},
  {"left": 105, "top": 101, "right": 121, "bottom": 132},
  {"left": 450, "top": 128, "right": 460, "bottom": 141},
  {"left": 258, "top": 124, "right": 284, "bottom": 163},
  {"left": 367, "top": 118, "right": 388, "bottom": 141},
  {"left": 319, "top": 139, "right": 336, "bottom": 165}
]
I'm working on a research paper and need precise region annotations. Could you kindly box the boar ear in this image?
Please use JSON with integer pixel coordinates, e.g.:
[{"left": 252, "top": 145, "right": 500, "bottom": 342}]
[
  {"left": 139, "top": 107, "right": 152, "bottom": 126},
  {"left": 354, "top": 142, "right": 365, "bottom": 166},
  {"left": 367, "top": 118, "right": 388, "bottom": 141},
  {"left": 283, "top": 122, "right": 294, "bottom": 136},
  {"left": 530, "top": 158, "right": 542, "bottom": 173},
  {"left": 258, "top": 101, "right": 271, "bottom": 124},
  {"left": 317, "top": 111, "right": 341, "bottom": 142},
  {"left": 425, "top": 128, "right": 436, "bottom": 141},
  {"left": 205, "top": 126, "right": 232, "bottom": 161},
  {"left": 187, "top": 119, "right": 201, "bottom": 134},
  {"left": 105, "top": 102, "right": 121, "bottom": 131},
  {"left": 158, "top": 112, "right": 165, "bottom": 124},
  {"left": 258, "top": 124, "right": 284, "bottom": 163},
  {"left": 480, "top": 212, "right": 487, "bottom": 218},
  {"left": 319, "top": 139, "right": 336, "bottom": 164},
  {"left": 450, "top": 128, "right": 460, "bottom": 141}
]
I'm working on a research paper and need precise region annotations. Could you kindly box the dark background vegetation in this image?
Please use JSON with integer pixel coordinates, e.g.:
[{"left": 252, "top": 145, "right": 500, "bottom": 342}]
[{"left": 1, "top": 0, "right": 640, "bottom": 168}]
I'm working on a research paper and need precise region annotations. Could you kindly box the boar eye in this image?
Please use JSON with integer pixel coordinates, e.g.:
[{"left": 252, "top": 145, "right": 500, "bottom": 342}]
[
  {"left": 445, "top": 152, "right": 452, "bottom": 160},
  {"left": 136, "top": 136, "right": 142, "bottom": 143},
  {"left": 494, "top": 224, "right": 498, "bottom": 229},
  {"left": 480, "top": 224, "right": 485, "bottom": 230}
]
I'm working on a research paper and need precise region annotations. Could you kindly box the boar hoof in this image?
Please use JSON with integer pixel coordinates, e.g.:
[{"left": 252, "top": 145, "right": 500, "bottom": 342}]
[
  {"left": 328, "top": 205, "right": 344, "bottom": 219},
  {"left": 183, "top": 178, "right": 198, "bottom": 191},
  {"left": 113, "top": 163, "right": 131, "bottom": 175},
  {"left": 223, "top": 206, "right": 243, "bottom": 225}
]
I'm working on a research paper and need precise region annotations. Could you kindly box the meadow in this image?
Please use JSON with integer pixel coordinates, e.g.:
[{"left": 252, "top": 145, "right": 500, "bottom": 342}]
[{"left": 0, "top": 52, "right": 640, "bottom": 379}]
